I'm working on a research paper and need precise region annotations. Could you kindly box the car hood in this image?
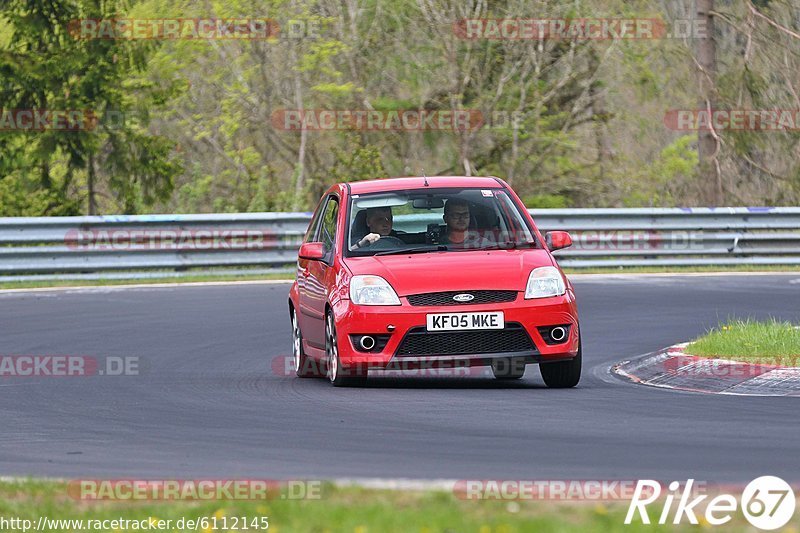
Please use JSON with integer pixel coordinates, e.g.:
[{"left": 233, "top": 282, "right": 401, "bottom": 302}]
[{"left": 344, "top": 249, "right": 555, "bottom": 296}]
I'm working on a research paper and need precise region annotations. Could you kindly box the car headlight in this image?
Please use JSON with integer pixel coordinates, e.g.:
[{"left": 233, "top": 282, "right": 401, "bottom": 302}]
[
  {"left": 350, "top": 275, "right": 401, "bottom": 305},
  {"left": 525, "top": 266, "right": 566, "bottom": 299}
]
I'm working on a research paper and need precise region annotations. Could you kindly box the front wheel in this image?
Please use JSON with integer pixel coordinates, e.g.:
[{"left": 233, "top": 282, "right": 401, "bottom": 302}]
[
  {"left": 292, "top": 308, "right": 321, "bottom": 377},
  {"left": 539, "top": 334, "right": 582, "bottom": 388},
  {"left": 326, "top": 312, "right": 367, "bottom": 387}
]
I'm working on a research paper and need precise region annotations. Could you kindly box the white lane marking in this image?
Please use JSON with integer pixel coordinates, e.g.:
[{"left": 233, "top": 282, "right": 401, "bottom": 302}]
[
  {"left": 1, "top": 476, "right": 459, "bottom": 492},
  {"left": 572, "top": 272, "right": 800, "bottom": 281},
  {"left": 0, "top": 279, "right": 293, "bottom": 295},
  {"left": 333, "top": 478, "right": 457, "bottom": 491}
]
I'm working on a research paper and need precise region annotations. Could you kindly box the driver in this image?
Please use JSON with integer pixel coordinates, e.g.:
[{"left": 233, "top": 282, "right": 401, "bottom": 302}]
[{"left": 354, "top": 207, "right": 397, "bottom": 248}]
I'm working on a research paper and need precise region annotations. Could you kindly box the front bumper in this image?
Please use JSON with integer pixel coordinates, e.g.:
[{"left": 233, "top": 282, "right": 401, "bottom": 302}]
[{"left": 331, "top": 292, "right": 579, "bottom": 369}]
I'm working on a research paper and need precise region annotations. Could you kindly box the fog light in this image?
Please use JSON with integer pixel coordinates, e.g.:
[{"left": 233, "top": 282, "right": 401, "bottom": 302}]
[
  {"left": 537, "top": 324, "right": 572, "bottom": 345},
  {"left": 359, "top": 336, "right": 376, "bottom": 351},
  {"left": 550, "top": 326, "right": 567, "bottom": 342}
]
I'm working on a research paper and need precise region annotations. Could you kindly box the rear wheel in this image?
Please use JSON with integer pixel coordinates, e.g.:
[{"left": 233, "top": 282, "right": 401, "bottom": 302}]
[
  {"left": 292, "top": 308, "right": 321, "bottom": 377},
  {"left": 491, "top": 357, "right": 526, "bottom": 379},
  {"left": 326, "top": 312, "right": 367, "bottom": 387},
  {"left": 539, "top": 333, "right": 582, "bottom": 388}
]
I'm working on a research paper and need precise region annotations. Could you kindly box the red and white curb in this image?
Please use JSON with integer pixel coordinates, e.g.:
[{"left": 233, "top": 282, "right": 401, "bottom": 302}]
[{"left": 612, "top": 343, "right": 800, "bottom": 396}]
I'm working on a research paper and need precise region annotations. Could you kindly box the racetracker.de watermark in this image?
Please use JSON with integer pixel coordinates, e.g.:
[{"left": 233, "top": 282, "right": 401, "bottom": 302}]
[
  {"left": 68, "top": 479, "right": 322, "bottom": 500},
  {"left": 664, "top": 355, "right": 800, "bottom": 378},
  {"left": 568, "top": 230, "right": 703, "bottom": 251},
  {"left": 0, "top": 109, "right": 105, "bottom": 131},
  {"left": 68, "top": 19, "right": 280, "bottom": 40},
  {"left": 272, "top": 355, "right": 496, "bottom": 378},
  {"left": 271, "top": 109, "right": 483, "bottom": 132},
  {"left": 454, "top": 480, "right": 679, "bottom": 501},
  {"left": 664, "top": 109, "right": 800, "bottom": 131},
  {"left": 0, "top": 355, "right": 140, "bottom": 377},
  {"left": 454, "top": 18, "right": 707, "bottom": 40},
  {"left": 64, "top": 229, "right": 280, "bottom": 251}
]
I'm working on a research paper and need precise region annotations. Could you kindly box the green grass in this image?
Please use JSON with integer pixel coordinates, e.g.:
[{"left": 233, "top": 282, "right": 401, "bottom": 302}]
[
  {"left": 0, "top": 479, "right": 764, "bottom": 532},
  {"left": 688, "top": 318, "right": 800, "bottom": 364},
  {"left": 0, "top": 264, "right": 797, "bottom": 291}
]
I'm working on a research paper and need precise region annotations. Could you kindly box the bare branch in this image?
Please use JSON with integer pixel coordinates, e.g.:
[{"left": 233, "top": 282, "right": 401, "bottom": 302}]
[{"left": 747, "top": 1, "right": 800, "bottom": 40}]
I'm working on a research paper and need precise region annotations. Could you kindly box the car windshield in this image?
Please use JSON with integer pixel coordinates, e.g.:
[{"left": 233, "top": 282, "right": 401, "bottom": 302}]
[{"left": 346, "top": 188, "right": 538, "bottom": 256}]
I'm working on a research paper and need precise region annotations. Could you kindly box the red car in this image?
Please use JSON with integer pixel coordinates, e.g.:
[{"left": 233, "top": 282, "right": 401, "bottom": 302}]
[{"left": 288, "top": 176, "right": 581, "bottom": 387}]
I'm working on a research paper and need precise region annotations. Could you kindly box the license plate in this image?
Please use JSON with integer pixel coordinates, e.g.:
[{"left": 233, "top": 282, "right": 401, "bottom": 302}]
[{"left": 426, "top": 311, "right": 504, "bottom": 331}]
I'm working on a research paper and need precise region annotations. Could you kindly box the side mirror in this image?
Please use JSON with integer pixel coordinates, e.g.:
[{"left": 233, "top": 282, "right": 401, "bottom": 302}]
[
  {"left": 298, "top": 242, "right": 325, "bottom": 260},
  {"left": 545, "top": 231, "right": 572, "bottom": 251}
]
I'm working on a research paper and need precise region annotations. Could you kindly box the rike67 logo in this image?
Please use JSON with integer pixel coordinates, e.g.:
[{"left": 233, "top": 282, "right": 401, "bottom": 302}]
[{"left": 626, "top": 476, "right": 795, "bottom": 530}]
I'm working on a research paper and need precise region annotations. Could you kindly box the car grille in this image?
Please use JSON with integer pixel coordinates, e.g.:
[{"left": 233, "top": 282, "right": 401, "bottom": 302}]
[
  {"left": 395, "top": 323, "right": 536, "bottom": 357},
  {"left": 406, "top": 290, "right": 517, "bottom": 306}
]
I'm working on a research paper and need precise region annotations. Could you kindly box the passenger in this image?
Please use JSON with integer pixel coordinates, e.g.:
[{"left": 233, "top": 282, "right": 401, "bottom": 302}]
[{"left": 441, "top": 198, "right": 472, "bottom": 245}]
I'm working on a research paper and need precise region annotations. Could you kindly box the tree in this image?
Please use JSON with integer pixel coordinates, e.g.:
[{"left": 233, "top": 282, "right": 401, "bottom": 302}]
[
  {"left": 0, "top": 0, "right": 182, "bottom": 215},
  {"left": 695, "top": 0, "right": 721, "bottom": 205}
]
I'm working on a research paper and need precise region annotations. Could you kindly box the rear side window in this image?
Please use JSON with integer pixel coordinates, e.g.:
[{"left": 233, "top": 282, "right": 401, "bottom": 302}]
[{"left": 319, "top": 197, "right": 339, "bottom": 259}]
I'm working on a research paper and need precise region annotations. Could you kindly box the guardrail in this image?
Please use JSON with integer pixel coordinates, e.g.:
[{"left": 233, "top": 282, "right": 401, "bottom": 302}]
[
  {"left": 0, "top": 207, "right": 798, "bottom": 280},
  {"left": 535, "top": 207, "right": 800, "bottom": 268}
]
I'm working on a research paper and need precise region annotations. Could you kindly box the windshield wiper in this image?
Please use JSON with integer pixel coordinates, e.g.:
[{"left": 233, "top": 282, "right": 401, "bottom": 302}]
[
  {"left": 448, "top": 241, "right": 536, "bottom": 251},
  {"left": 374, "top": 245, "right": 448, "bottom": 256},
  {"left": 447, "top": 242, "right": 517, "bottom": 251},
  {"left": 480, "top": 241, "right": 518, "bottom": 250}
]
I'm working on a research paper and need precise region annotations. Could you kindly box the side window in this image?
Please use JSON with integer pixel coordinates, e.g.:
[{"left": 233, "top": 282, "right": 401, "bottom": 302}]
[
  {"left": 303, "top": 199, "right": 327, "bottom": 243},
  {"left": 319, "top": 197, "right": 339, "bottom": 259}
]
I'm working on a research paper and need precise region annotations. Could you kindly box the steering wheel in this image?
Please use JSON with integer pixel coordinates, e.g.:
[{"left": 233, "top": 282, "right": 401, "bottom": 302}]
[{"left": 368, "top": 235, "right": 405, "bottom": 249}]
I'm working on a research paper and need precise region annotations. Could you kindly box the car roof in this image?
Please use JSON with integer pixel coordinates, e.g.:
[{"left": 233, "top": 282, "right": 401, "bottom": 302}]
[{"left": 346, "top": 176, "right": 504, "bottom": 194}]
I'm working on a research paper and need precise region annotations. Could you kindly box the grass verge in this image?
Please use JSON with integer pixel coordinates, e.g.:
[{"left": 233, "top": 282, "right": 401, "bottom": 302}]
[
  {"left": 688, "top": 318, "right": 800, "bottom": 364},
  {"left": 0, "top": 479, "right": 762, "bottom": 532}
]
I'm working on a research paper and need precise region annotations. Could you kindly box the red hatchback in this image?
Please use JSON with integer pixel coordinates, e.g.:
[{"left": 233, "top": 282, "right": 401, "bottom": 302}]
[{"left": 288, "top": 176, "right": 581, "bottom": 387}]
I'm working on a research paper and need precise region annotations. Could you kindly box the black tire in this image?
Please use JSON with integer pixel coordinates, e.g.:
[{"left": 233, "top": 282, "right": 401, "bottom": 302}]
[
  {"left": 292, "top": 308, "right": 322, "bottom": 377},
  {"left": 491, "top": 357, "right": 526, "bottom": 379},
  {"left": 539, "top": 334, "right": 582, "bottom": 388},
  {"left": 326, "top": 311, "right": 367, "bottom": 387}
]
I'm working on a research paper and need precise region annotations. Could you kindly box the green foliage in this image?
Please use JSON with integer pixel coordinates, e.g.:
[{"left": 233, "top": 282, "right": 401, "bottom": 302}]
[
  {"left": 2, "top": 0, "right": 799, "bottom": 214},
  {"left": 0, "top": 0, "right": 181, "bottom": 215},
  {"left": 0, "top": 173, "right": 80, "bottom": 216},
  {"left": 522, "top": 194, "right": 570, "bottom": 209},
  {"left": 652, "top": 136, "right": 698, "bottom": 181},
  {"left": 622, "top": 135, "right": 698, "bottom": 207},
  {"left": 307, "top": 134, "right": 387, "bottom": 201}
]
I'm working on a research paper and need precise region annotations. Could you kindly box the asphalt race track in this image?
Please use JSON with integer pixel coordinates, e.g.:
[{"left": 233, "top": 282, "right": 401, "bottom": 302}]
[{"left": 2, "top": 274, "right": 799, "bottom": 483}]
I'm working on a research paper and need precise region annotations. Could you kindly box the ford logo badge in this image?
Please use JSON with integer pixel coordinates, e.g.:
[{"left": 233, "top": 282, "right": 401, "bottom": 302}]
[{"left": 453, "top": 293, "right": 475, "bottom": 302}]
